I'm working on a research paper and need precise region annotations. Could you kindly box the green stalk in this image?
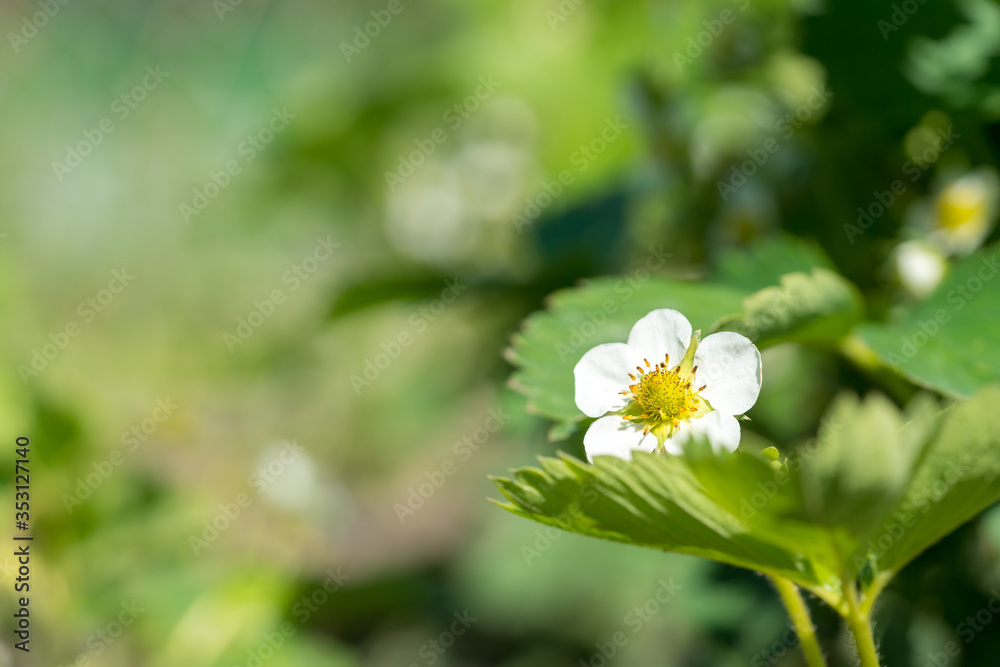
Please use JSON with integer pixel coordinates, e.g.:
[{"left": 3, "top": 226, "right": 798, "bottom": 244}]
[
  {"left": 844, "top": 585, "right": 881, "bottom": 666},
  {"left": 838, "top": 335, "right": 917, "bottom": 405},
  {"left": 769, "top": 575, "right": 828, "bottom": 667}
]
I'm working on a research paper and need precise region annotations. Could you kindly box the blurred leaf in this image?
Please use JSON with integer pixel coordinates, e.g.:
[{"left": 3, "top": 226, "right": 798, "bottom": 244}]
[
  {"left": 857, "top": 242, "right": 1000, "bottom": 397},
  {"left": 794, "top": 392, "right": 916, "bottom": 567},
  {"left": 532, "top": 190, "right": 630, "bottom": 278},
  {"left": 715, "top": 235, "right": 836, "bottom": 292},
  {"left": 506, "top": 278, "right": 746, "bottom": 438},
  {"left": 712, "top": 269, "right": 865, "bottom": 348},
  {"left": 867, "top": 385, "right": 1000, "bottom": 579},
  {"left": 328, "top": 273, "right": 456, "bottom": 319}
]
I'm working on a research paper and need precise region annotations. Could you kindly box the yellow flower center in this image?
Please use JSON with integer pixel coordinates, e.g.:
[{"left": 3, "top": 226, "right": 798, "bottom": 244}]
[
  {"left": 937, "top": 183, "right": 987, "bottom": 231},
  {"left": 619, "top": 352, "right": 710, "bottom": 440}
]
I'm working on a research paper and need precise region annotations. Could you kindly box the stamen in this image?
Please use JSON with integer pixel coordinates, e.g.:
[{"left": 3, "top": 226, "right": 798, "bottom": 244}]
[
  {"left": 620, "top": 349, "right": 708, "bottom": 433},
  {"left": 698, "top": 385, "right": 706, "bottom": 391}
]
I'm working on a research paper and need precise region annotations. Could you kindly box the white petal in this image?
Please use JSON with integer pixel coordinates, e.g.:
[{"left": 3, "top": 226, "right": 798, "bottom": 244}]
[
  {"left": 665, "top": 411, "right": 741, "bottom": 454},
  {"left": 626, "top": 309, "right": 692, "bottom": 367},
  {"left": 573, "top": 343, "right": 636, "bottom": 418},
  {"left": 693, "top": 332, "right": 762, "bottom": 416},
  {"left": 584, "top": 416, "right": 657, "bottom": 461}
]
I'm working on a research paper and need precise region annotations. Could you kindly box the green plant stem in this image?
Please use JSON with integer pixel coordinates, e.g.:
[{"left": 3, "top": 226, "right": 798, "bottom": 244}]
[
  {"left": 769, "top": 575, "right": 828, "bottom": 667},
  {"left": 838, "top": 335, "right": 917, "bottom": 405},
  {"left": 845, "top": 605, "right": 881, "bottom": 667}
]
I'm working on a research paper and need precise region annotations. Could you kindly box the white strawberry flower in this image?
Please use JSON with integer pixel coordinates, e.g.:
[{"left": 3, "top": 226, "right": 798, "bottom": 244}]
[
  {"left": 931, "top": 168, "right": 999, "bottom": 256},
  {"left": 573, "top": 309, "right": 762, "bottom": 461}
]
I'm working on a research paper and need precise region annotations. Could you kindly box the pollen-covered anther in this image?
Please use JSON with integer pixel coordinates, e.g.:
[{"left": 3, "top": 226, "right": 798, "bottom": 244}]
[{"left": 621, "top": 354, "right": 707, "bottom": 431}]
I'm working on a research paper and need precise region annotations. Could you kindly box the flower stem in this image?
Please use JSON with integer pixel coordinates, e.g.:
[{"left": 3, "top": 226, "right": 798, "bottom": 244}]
[
  {"left": 769, "top": 575, "right": 828, "bottom": 667},
  {"left": 844, "top": 591, "right": 881, "bottom": 666}
]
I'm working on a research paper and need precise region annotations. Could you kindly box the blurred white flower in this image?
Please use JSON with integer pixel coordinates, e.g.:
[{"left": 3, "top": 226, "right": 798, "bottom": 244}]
[
  {"left": 893, "top": 239, "right": 948, "bottom": 298},
  {"left": 386, "top": 163, "right": 475, "bottom": 266},
  {"left": 573, "top": 309, "right": 762, "bottom": 461},
  {"left": 930, "top": 168, "right": 999, "bottom": 255}
]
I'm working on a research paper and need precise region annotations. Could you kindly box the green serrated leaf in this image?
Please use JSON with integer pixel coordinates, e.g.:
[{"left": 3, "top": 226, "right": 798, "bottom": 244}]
[
  {"left": 492, "top": 387, "right": 1000, "bottom": 612},
  {"left": 857, "top": 242, "right": 1000, "bottom": 397},
  {"left": 711, "top": 268, "right": 865, "bottom": 349},
  {"left": 492, "top": 449, "right": 839, "bottom": 590}
]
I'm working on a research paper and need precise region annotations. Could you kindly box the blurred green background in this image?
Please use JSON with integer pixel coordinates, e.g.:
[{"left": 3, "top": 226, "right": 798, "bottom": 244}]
[{"left": 2, "top": 0, "right": 1000, "bottom": 665}]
